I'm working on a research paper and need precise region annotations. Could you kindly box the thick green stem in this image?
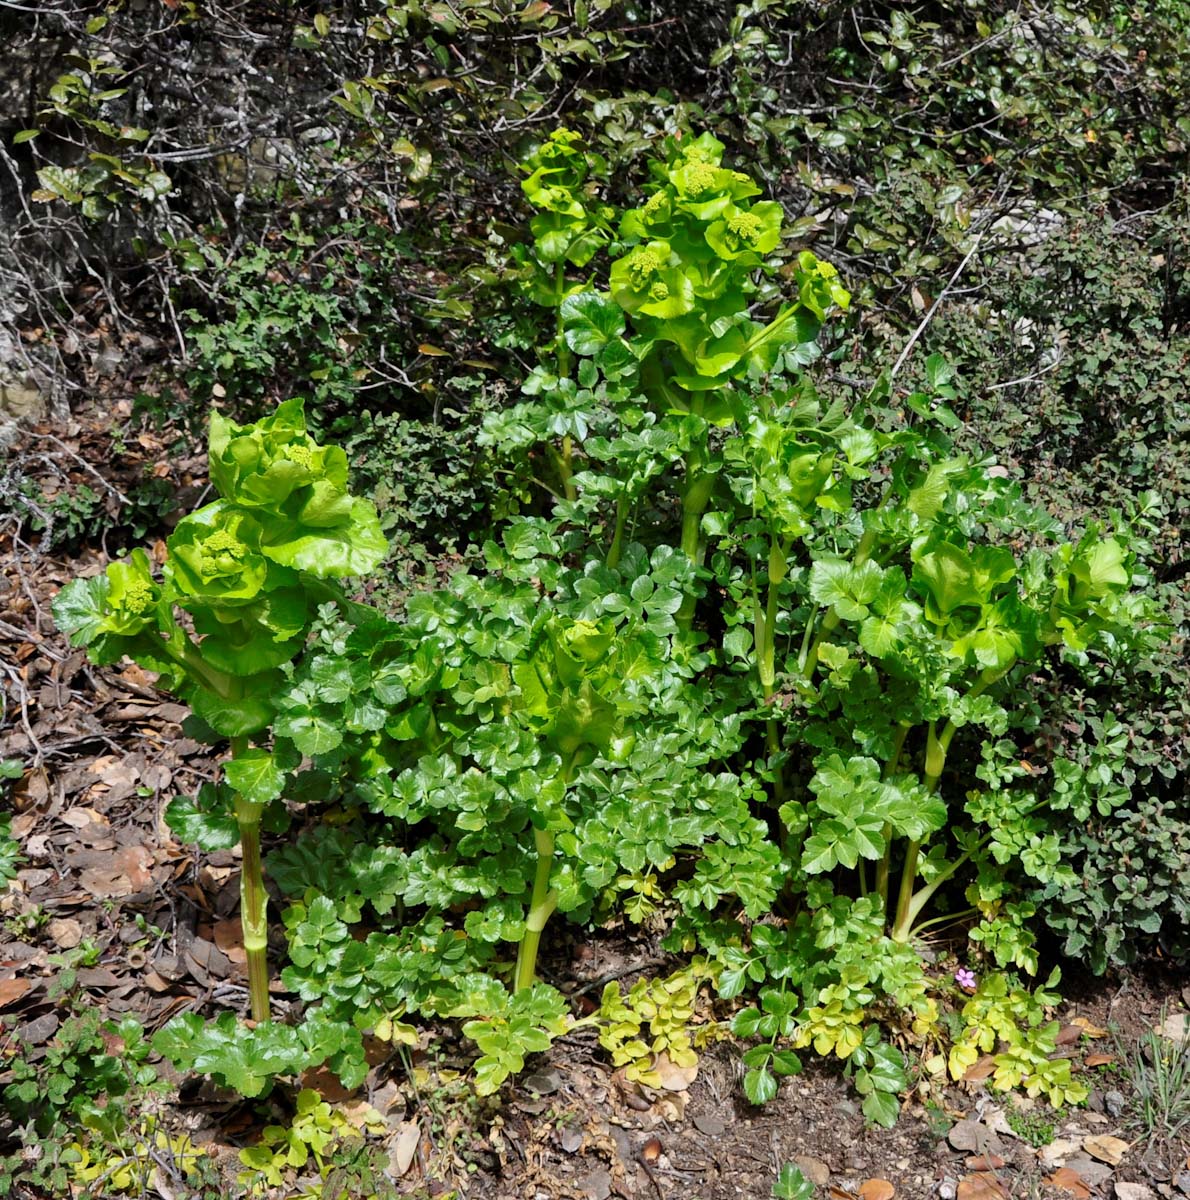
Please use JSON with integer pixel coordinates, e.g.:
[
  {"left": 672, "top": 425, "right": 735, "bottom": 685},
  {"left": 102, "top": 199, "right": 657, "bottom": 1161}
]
[
  {"left": 513, "top": 827, "right": 559, "bottom": 993},
  {"left": 875, "top": 723, "right": 912, "bottom": 911},
  {"left": 758, "top": 537, "right": 790, "bottom": 801},
  {"left": 606, "top": 495, "right": 629, "bottom": 570},
  {"left": 675, "top": 414, "right": 717, "bottom": 630},
  {"left": 890, "top": 721, "right": 948, "bottom": 940},
  {"left": 889, "top": 664, "right": 1012, "bottom": 940},
  {"left": 910, "top": 906, "right": 979, "bottom": 937},
  {"left": 757, "top": 537, "right": 787, "bottom": 695},
  {"left": 165, "top": 637, "right": 234, "bottom": 698},
  {"left": 230, "top": 735, "right": 270, "bottom": 1022},
  {"left": 553, "top": 264, "right": 577, "bottom": 503},
  {"left": 237, "top": 807, "right": 270, "bottom": 1022}
]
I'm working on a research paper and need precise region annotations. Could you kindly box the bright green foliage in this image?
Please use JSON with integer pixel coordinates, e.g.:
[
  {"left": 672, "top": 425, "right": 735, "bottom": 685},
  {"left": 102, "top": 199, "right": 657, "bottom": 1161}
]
[
  {"left": 455, "top": 982, "right": 570, "bottom": 1096},
  {"left": 71, "top": 1121, "right": 205, "bottom": 1198},
  {"left": 2, "top": 1011, "right": 156, "bottom": 1135},
  {"left": 472, "top": 129, "right": 1158, "bottom": 1115},
  {"left": 0, "top": 762, "right": 23, "bottom": 890},
  {"left": 47, "top": 126, "right": 1168, "bottom": 1121},
  {"left": 772, "top": 1163, "right": 814, "bottom": 1200},
  {"left": 940, "top": 969, "right": 1087, "bottom": 1108},
  {"left": 237, "top": 1089, "right": 384, "bottom": 1196},
  {"left": 596, "top": 959, "right": 723, "bottom": 1085},
  {"left": 54, "top": 398, "right": 385, "bottom": 732},
  {"left": 54, "top": 397, "right": 386, "bottom": 1040},
  {"left": 1, "top": 1011, "right": 160, "bottom": 1197},
  {"left": 152, "top": 1010, "right": 367, "bottom": 1099}
]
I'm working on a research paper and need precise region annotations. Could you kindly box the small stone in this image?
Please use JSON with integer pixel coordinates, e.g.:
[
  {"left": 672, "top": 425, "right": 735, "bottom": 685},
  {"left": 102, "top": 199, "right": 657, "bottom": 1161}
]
[
  {"left": 1116, "top": 1185, "right": 1156, "bottom": 1200},
  {"left": 939, "top": 1180, "right": 958, "bottom": 1200},
  {"left": 692, "top": 1114, "right": 726, "bottom": 1137},
  {"left": 1157, "top": 1012, "right": 1190, "bottom": 1044},
  {"left": 834, "top": 1099, "right": 859, "bottom": 1118},
  {"left": 579, "top": 1168, "right": 612, "bottom": 1200},
  {"left": 1062, "top": 1154, "right": 1114, "bottom": 1187},
  {"left": 523, "top": 1068, "right": 561, "bottom": 1095},
  {"left": 1174, "top": 1171, "right": 1190, "bottom": 1195},
  {"left": 1105, "top": 1090, "right": 1127, "bottom": 1118}
]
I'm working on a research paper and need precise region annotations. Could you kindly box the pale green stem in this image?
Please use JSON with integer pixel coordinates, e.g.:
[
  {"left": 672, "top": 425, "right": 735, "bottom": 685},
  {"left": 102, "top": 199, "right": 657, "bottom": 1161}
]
[
  {"left": 554, "top": 264, "right": 576, "bottom": 503},
  {"left": 889, "top": 664, "right": 1013, "bottom": 940},
  {"left": 675, "top": 396, "right": 716, "bottom": 630},
  {"left": 759, "top": 537, "right": 790, "bottom": 802},
  {"left": 513, "top": 826, "right": 559, "bottom": 994},
  {"left": 909, "top": 906, "right": 980, "bottom": 937},
  {"left": 606, "top": 495, "right": 629, "bottom": 570},
  {"left": 230, "top": 736, "right": 270, "bottom": 1022},
  {"left": 800, "top": 524, "right": 882, "bottom": 678},
  {"left": 513, "top": 754, "right": 576, "bottom": 992},
  {"left": 875, "top": 723, "right": 912, "bottom": 911}
]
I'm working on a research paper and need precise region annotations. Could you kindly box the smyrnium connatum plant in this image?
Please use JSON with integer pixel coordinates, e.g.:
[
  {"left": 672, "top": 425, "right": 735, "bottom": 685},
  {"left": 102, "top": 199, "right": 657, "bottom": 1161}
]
[{"left": 54, "top": 399, "right": 387, "bottom": 1021}]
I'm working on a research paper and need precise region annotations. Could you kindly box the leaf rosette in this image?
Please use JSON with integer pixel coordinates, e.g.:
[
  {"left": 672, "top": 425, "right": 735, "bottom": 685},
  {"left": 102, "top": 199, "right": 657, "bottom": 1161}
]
[
  {"left": 209, "top": 398, "right": 348, "bottom": 512},
  {"left": 705, "top": 201, "right": 784, "bottom": 264},
  {"left": 609, "top": 242, "right": 695, "bottom": 319},
  {"left": 167, "top": 501, "right": 276, "bottom": 609}
]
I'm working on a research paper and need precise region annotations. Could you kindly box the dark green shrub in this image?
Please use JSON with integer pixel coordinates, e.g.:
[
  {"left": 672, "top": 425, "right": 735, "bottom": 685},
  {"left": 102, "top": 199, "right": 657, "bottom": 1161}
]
[{"left": 1041, "top": 794, "right": 1190, "bottom": 972}]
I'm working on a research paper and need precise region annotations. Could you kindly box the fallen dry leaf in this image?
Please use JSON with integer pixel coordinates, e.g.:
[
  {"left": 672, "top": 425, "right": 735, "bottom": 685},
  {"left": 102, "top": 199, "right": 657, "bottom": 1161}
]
[
  {"left": 828, "top": 1189, "right": 859, "bottom": 1200},
  {"left": 1055, "top": 1023, "right": 1083, "bottom": 1046},
  {"left": 389, "top": 1121, "right": 419, "bottom": 1176},
  {"left": 957, "top": 1174, "right": 1007, "bottom": 1200},
  {"left": 652, "top": 1051, "right": 698, "bottom": 1091},
  {"left": 59, "top": 807, "right": 108, "bottom": 832},
  {"left": 640, "top": 1136, "right": 662, "bottom": 1164},
  {"left": 962, "top": 1055, "right": 997, "bottom": 1082},
  {"left": 1084, "top": 1053, "right": 1116, "bottom": 1067},
  {"left": 47, "top": 917, "right": 83, "bottom": 949},
  {"left": 1046, "top": 1167, "right": 1091, "bottom": 1199},
  {"left": 858, "top": 1180, "right": 895, "bottom": 1200},
  {"left": 213, "top": 918, "right": 248, "bottom": 964},
  {"left": 1082, "top": 1134, "right": 1130, "bottom": 1166},
  {"left": 1070, "top": 1016, "right": 1108, "bottom": 1038},
  {"left": 114, "top": 845, "right": 153, "bottom": 890},
  {"left": 0, "top": 978, "right": 31, "bottom": 1009},
  {"left": 965, "top": 1155, "right": 1006, "bottom": 1170}
]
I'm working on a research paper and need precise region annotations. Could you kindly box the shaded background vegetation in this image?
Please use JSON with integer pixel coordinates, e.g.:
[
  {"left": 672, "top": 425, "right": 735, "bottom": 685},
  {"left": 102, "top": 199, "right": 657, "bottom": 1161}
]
[{"left": 1, "top": 0, "right": 1187, "bottom": 972}]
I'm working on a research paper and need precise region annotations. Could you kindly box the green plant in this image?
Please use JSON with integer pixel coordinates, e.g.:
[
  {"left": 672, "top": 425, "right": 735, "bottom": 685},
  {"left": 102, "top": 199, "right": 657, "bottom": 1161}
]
[
  {"left": 475, "top": 128, "right": 1154, "bottom": 1113},
  {"left": 124, "top": 128, "right": 1155, "bottom": 1115},
  {"left": 1118, "top": 1008, "right": 1190, "bottom": 1154},
  {"left": 596, "top": 959, "right": 723, "bottom": 1085},
  {"left": 71, "top": 1120, "right": 205, "bottom": 1198},
  {"left": 772, "top": 1162, "right": 814, "bottom": 1200},
  {"left": 2, "top": 1011, "right": 156, "bottom": 1135},
  {"left": 940, "top": 969, "right": 1087, "bottom": 1108},
  {"left": 0, "top": 761, "right": 22, "bottom": 891},
  {"left": 1004, "top": 1107, "right": 1056, "bottom": 1149},
  {"left": 237, "top": 1088, "right": 384, "bottom": 1197},
  {"left": 0, "top": 1011, "right": 158, "bottom": 1198},
  {"left": 54, "top": 398, "right": 387, "bottom": 1025}
]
